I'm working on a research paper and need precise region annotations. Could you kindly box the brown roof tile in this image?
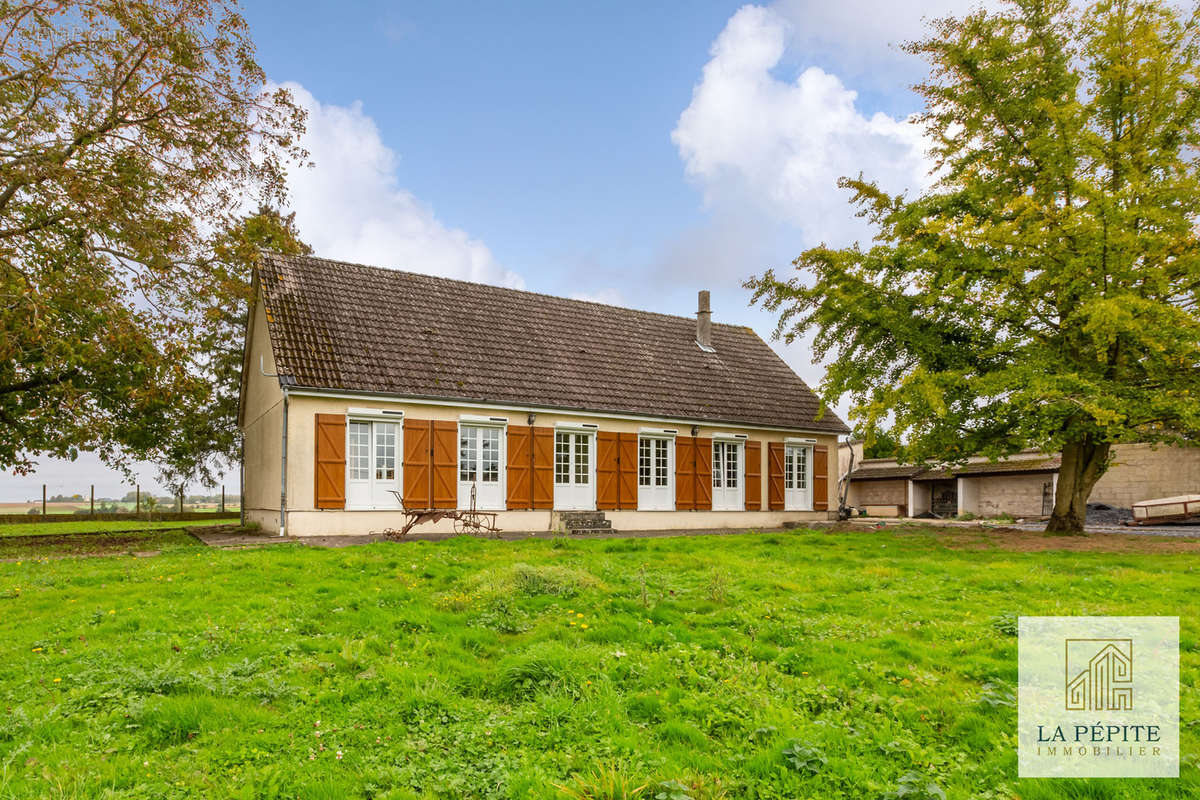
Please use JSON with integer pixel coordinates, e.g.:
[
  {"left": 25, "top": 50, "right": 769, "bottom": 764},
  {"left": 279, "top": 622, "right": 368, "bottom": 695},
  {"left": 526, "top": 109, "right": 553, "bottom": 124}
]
[
  {"left": 255, "top": 253, "right": 848, "bottom": 433},
  {"left": 850, "top": 455, "right": 1062, "bottom": 482}
]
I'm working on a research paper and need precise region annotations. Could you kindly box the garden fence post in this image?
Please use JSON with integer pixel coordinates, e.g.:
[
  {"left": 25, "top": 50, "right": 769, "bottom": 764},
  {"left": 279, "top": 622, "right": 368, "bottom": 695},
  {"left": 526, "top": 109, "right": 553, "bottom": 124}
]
[
  {"left": 221, "top": 486, "right": 225, "bottom": 514},
  {"left": 42, "top": 484, "right": 46, "bottom": 519},
  {"left": 135, "top": 485, "right": 140, "bottom": 516},
  {"left": 90, "top": 485, "right": 94, "bottom": 517}
]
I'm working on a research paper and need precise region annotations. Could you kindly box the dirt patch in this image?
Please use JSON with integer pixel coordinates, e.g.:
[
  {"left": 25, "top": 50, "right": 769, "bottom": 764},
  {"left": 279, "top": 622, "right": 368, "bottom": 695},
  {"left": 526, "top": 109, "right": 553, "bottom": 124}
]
[
  {"left": 0, "top": 531, "right": 187, "bottom": 560},
  {"left": 830, "top": 521, "right": 1200, "bottom": 554}
]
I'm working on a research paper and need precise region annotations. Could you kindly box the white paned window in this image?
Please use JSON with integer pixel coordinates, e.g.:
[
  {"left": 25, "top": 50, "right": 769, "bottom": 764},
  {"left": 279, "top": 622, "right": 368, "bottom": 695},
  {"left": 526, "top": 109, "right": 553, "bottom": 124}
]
[
  {"left": 374, "top": 423, "right": 396, "bottom": 481},
  {"left": 346, "top": 420, "right": 400, "bottom": 509},
  {"left": 639, "top": 437, "right": 652, "bottom": 487},
  {"left": 573, "top": 434, "right": 589, "bottom": 484},
  {"left": 712, "top": 440, "right": 743, "bottom": 511},
  {"left": 784, "top": 444, "right": 813, "bottom": 511},
  {"left": 459, "top": 424, "right": 504, "bottom": 510},
  {"left": 555, "top": 433, "right": 571, "bottom": 484},
  {"left": 653, "top": 439, "right": 668, "bottom": 487},
  {"left": 348, "top": 422, "right": 371, "bottom": 481},
  {"left": 481, "top": 427, "right": 500, "bottom": 482},
  {"left": 637, "top": 435, "right": 674, "bottom": 510},
  {"left": 554, "top": 430, "right": 595, "bottom": 510}
]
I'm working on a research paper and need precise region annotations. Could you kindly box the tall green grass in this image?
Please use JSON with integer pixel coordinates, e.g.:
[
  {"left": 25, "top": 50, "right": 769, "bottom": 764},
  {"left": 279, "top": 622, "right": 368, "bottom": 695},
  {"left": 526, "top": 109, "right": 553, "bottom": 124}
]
[{"left": 0, "top": 529, "right": 1195, "bottom": 798}]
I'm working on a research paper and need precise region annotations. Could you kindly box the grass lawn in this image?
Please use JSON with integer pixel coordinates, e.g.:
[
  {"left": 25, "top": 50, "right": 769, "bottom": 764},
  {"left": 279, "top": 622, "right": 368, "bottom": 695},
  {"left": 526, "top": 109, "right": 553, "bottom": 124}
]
[
  {"left": 0, "top": 519, "right": 213, "bottom": 538},
  {"left": 0, "top": 527, "right": 1196, "bottom": 799}
]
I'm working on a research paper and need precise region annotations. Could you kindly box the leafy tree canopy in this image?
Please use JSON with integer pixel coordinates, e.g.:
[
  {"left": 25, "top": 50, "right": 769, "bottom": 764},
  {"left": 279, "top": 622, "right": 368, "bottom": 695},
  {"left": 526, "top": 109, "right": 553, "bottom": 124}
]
[
  {"left": 152, "top": 207, "right": 311, "bottom": 492},
  {"left": 748, "top": 0, "right": 1200, "bottom": 533},
  {"left": 0, "top": 0, "right": 305, "bottom": 475}
]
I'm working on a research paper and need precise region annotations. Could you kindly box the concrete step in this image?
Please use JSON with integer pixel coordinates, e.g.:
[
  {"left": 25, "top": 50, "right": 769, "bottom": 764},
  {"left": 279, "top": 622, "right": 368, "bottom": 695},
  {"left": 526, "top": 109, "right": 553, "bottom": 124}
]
[{"left": 564, "top": 519, "right": 611, "bottom": 529}]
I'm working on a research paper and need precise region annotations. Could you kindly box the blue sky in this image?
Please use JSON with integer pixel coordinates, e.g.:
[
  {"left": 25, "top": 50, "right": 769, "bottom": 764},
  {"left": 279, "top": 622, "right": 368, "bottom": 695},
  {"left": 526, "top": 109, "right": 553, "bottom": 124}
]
[{"left": 3, "top": 0, "right": 971, "bottom": 500}]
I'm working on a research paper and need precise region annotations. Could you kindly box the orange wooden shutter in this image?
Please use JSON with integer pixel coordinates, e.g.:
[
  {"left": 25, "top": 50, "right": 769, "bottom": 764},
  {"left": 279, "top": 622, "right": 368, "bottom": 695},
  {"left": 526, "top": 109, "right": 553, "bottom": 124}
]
[
  {"left": 744, "top": 440, "right": 762, "bottom": 511},
  {"left": 813, "top": 444, "right": 829, "bottom": 511},
  {"left": 767, "top": 442, "right": 785, "bottom": 510},
  {"left": 675, "top": 436, "right": 695, "bottom": 510},
  {"left": 431, "top": 421, "right": 457, "bottom": 509},
  {"left": 694, "top": 438, "right": 713, "bottom": 510},
  {"left": 596, "top": 432, "right": 619, "bottom": 510},
  {"left": 403, "top": 419, "right": 432, "bottom": 508},
  {"left": 617, "top": 433, "right": 638, "bottom": 509},
  {"left": 507, "top": 426, "right": 532, "bottom": 509},
  {"left": 314, "top": 414, "right": 346, "bottom": 509},
  {"left": 531, "top": 426, "right": 554, "bottom": 509}
]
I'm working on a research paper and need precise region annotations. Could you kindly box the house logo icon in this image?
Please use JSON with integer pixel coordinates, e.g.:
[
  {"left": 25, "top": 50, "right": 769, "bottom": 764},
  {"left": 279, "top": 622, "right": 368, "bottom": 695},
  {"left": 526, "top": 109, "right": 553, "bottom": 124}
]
[{"left": 1065, "top": 638, "right": 1133, "bottom": 711}]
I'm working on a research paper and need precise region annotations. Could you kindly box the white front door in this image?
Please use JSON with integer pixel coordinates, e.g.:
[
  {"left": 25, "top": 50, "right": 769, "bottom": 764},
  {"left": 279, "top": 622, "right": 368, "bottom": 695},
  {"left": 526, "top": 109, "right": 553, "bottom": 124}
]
[
  {"left": 458, "top": 425, "right": 504, "bottom": 510},
  {"left": 554, "top": 431, "right": 595, "bottom": 510},
  {"left": 712, "top": 440, "right": 743, "bottom": 511},
  {"left": 346, "top": 420, "right": 400, "bottom": 509},
  {"left": 784, "top": 445, "right": 813, "bottom": 511},
  {"left": 637, "top": 436, "right": 674, "bottom": 510}
]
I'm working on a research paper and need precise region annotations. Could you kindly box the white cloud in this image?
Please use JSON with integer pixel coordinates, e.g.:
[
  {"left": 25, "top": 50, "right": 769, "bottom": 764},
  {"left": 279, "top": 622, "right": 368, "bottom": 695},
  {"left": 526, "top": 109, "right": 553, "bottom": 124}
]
[
  {"left": 279, "top": 82, "right": 523, "bottom": 288},
  {"left": 772, "top": 0, "right": 984, "bottom": 83},
  {"left": 671, "top": 5, "right": 935, "bottom": 249},
  {"left": 569, "top": 288, "right": 624, "bottom": 307}
]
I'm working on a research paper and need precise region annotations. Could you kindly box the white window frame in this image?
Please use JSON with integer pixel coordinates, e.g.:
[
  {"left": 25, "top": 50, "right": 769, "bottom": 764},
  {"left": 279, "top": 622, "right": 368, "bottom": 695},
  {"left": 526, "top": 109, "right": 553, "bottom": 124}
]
[
  {"left": 457, "top": 417, "right": 507, "bottom": 511},
  {"left": 345, "top": 414, "right": 403, "bottom": 510},
  {"left": 637, "top": 433, "right": 675, "bottom": 511},
  {"left": 711, "top": 438, "right": 745, "bottom": 511},
  {"left": 553, "top": 423, "right": 597, "bottom": 510}
]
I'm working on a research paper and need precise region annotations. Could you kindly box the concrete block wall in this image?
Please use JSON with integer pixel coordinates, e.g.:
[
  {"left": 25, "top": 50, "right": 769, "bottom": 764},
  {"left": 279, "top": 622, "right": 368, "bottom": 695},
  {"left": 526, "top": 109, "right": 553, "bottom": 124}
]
[
  {"left": 847, "top": 479, "right": 907, "bottom": 507},
  {"left": 968, "top": 474, "right": 1053, "bottom": 518},
  {"left": 1091, "top": 443, "right": 1200, "bottom": 508}
]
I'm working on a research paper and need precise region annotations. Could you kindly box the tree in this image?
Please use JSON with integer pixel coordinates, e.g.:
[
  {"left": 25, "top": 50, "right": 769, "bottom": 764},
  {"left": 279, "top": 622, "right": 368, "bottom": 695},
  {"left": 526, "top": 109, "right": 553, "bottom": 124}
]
[
  {"left": 748, "top": 0, "right": 1200, "bottom": 534},
  {"left": 858, "top": 427, "right": 906, "bottom": 461},
  {"left": 0, "top": 0, "right": 305, "bottom": 474},
  {"left": 151, "top": 207, "right": 310, "bottom": 491}
]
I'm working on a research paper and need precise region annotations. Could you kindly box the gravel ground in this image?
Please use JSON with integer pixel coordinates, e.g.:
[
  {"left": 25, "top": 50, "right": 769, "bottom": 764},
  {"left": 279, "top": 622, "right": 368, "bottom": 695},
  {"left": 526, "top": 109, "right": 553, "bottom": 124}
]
[{"left": 1086, "top": 503, "right": 1134, "bottom": 526}]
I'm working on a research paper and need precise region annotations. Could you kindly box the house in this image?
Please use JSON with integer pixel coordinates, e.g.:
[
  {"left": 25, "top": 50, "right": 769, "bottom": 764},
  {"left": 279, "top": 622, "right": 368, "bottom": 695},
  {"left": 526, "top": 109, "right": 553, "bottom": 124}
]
[
  {"left": 839, "top": 441, "right": 1200, "bottom": 519},
  {"left": 239, "top": 253, "right": 848, "bottom": 536}
]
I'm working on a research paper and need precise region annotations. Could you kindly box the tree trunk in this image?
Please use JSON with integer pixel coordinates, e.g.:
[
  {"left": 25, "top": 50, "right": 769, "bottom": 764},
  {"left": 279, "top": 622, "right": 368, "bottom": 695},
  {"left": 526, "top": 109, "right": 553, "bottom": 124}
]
[{"left": 1045, "top": 436, "right": 1111, "bottom": 535}]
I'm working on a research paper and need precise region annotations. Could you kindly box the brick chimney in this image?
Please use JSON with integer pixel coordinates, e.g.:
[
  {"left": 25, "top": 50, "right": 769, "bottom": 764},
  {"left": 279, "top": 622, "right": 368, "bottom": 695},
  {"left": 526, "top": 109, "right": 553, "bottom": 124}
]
[{"left": 696, "top": 290, "right": 713, "bottom": 351}]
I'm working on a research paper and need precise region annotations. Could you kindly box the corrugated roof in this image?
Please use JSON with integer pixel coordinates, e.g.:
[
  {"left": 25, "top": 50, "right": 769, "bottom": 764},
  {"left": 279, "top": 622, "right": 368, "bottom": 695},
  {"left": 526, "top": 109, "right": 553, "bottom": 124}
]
[{"left": 255, "top": 252, "right": 848, "bottom": 432}]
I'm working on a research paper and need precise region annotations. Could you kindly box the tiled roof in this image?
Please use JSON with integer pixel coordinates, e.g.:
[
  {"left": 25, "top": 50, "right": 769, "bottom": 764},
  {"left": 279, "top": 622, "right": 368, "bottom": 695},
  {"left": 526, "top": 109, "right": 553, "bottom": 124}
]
[
  {"left": 934, "top": 456, "right": 1061, "bottom": 478},
  {"left": 850, "top": 455, "right": 1061, "bottom": 482},
  {"left": 255, "top": 253, "right": 848, "bottom": 433},
  {"left": 847, "top": 463, "right": 925, "bottom": 480}
]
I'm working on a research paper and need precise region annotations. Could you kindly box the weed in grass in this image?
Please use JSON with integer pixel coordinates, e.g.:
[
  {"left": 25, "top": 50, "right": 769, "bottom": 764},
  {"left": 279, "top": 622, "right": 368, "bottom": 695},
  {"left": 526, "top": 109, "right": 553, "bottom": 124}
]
[
  {"left": 882, "top": 771, "right": 946, "bottom": 800},
  {"left": 780, "top": 741, "right": 827, "bottom": 775},
  {"left": 554, "top": 764, "right": 648, "bottom": 799},
  {"left": 494, "top": 642, "right": 580, "bottom": 700},
  {"left": 702, "top": 569, "right": 728, "bottom": 604},
  {"left": 990, "top": 612, "right": 1019, "bottom": 637}
]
